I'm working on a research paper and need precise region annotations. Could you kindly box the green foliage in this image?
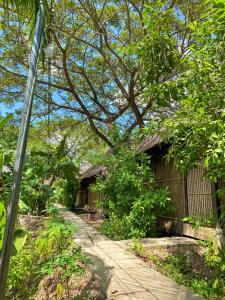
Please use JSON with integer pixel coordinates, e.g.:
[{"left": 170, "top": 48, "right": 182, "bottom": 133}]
[
  {"left": 100, "top": 215, "right": 131, "bottom": 240},
  {"left": 0, "top": 115, "right": 14, "bottom": 208},
  {"left": 137, "top": 0, "right": 204, "bottom": 113},
  {"left": 202, "top": 241, "right": 225, "bottom": 274},
  {"left": 146, "top": 1, "right": 225, "bottom": 189},
  {"left": 0, "top": 203, "right": 27, "bottom": 255},
  {"left": 35, "top": 218, "right": 76, "bottom": 260},
  {"left": 131, "top": 238, "right": 145, "bottom": 256},
  {"left": 7, "top": 247, "right": 38, "bottom": 298},
  {"left": 0, "top": 115, "right": 26, "bottom": 255},
  {"left": 52, "top": 179, "right": 77, "bottom": 210},
  {"left": 183, "top": 211, "right": 218, "bottom": 229},
  {"left": 7, "top": 217, "right": 89, "bottom": 299},
  {"left": 20, "top": 136, "right": 79, "bottom": 214},
  {"left": 44, "top": 205, "right": 60, "bottom": 218},
  {"left": 190, "top": 242, "right": 225, "bottom": 299},
  {"left": 41, "top": 248, "right": 91, "bottom": 280},
  {"left": 131, "top": 239, "right": 225, "bottom": 299},
  {"left": 92, "top": 145, "right": 172, "bottom": 239},
  {"left": 139, "top": 2, "right": 179, "bottom": 85},
  {"left": 137, "top": 0, "right": 225, "bottom": 186},
  {"left": 12, "top": 229, "right": 28, "bottom": 254}
]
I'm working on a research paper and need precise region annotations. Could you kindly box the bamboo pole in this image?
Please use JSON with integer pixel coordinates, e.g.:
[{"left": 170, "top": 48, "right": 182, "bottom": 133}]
[{"left": 0, "top": 3, "right": 45, "bottom": 298}]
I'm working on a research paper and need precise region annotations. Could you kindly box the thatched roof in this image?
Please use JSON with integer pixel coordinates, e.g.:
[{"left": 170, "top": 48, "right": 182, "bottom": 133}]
[
  {"left": 80, "top": 135, "right": 163, "bottom": 180},
  {"left": 80, "top": 165, "right": 106, "bottom": 180},
  {"left": 138, "top": 134, "right": 162, "bottom": 153}
]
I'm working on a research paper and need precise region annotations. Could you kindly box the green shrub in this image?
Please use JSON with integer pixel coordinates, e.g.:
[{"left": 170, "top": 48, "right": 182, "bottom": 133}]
[
  {"left": 7, "top": 217, "right": 88, "bottom": 299},
  {"left": 100, "top": 215, "right": 130, "bottom": 240},
  {"left": 20, "top": 136, "right": 79, "bottom": 214},
  {"left": 35, "top": 218, "right": 77, "bottom": 260},
  {"left": 7, "top": 244, "right": 40, "bottom": 298},
  {"left": 44, "top": 205, "right": 60, "bottom": 218},
  {"left": 52, "top": 178, "right": 77, "bottom": 210},
  {"left": 41, "top": 247, "right": 91, "bottom": 279},
  {"left": 92, "top": 145, "right": 172, "bottom": 239},
  {"left": 161, "top": 244, "right": 225, "bottom": 299}
]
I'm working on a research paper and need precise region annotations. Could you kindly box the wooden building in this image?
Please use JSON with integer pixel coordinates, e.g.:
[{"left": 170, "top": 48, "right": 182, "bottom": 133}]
[
  {"left": 76, "top": 165, "right": 105, "bottom": 211},
  {"left": 140, "top": 135, "right": 219, "bottom": 220},
  {"left": 76, "top": 136, "right": 224, "bottom": 242}
]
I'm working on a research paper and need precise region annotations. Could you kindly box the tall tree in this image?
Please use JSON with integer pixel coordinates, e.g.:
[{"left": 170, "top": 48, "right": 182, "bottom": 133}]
[
  {"left": 0, "top": 0, "right": 203, "bottom": 147},
  {"left": 141, "top": 1, "right": 225, "bottom": 233}
]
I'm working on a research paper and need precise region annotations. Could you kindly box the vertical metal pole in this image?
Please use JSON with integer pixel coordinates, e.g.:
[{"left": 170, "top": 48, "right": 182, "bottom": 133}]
[{"left": 0, "top": 3, "right": 45, "bottom": 298}]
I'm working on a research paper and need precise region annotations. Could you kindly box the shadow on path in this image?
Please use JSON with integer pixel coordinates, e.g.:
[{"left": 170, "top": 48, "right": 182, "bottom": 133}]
[{"left": 59, "top": 207, "right": 205, "bottom": 300}]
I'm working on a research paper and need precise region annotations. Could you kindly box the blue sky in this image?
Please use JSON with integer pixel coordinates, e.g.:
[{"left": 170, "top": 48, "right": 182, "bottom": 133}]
[{"left": 1, "top": 102, "right": 22, "bottom": 116}]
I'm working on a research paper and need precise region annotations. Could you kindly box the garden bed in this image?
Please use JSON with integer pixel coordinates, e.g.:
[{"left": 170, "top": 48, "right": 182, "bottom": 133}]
[
  {"left": 131, "top": 239, "right": 225, "bottom": 299},
  {"left": 7, "top": 212, "right": 105, "bottom": 299}
]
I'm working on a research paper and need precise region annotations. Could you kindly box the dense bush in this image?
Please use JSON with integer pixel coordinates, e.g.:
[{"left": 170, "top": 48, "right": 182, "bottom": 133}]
[
  {"left": 52, "top": 178, "right": 78, "bottom": 210},
  {"left": 91, "top": 146, "right": 172, "bottom": 239}
]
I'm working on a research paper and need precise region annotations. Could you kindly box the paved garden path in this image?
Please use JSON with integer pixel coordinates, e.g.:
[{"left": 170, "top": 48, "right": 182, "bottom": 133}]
[{"left": 61, "top": 209, "right": 204, "bottom": 300}]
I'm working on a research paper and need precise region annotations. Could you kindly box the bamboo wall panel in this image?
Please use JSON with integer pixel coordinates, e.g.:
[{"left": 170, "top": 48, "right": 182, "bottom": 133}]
[
  {"left": 87, "top": 191, "right": 104, "bottom": 211},
  {"left": 75, "top": 190, "right": 86, "bottom": 207},
  {"left": 153, "top": 157, "right": 186, "bottom": 218},
  {"left": 187, "top": 167, "right": 213, "bottom": 216}
]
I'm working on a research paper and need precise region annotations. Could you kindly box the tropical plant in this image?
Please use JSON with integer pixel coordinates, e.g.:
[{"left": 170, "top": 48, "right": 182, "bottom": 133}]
[
  {"left": 7, "top": 216, "right": 90, "bottom": 299},
  {"left": 20, "top": 136, "right": 79, "bottom": 214},
  {"left": 91, "top": 145, "right": 172, "bottom": 239},
  {"left": 0, "top": 115, "right": 15, "bottom": 252}
]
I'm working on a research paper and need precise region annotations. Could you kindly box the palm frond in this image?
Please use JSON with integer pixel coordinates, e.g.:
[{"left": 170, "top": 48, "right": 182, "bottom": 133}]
[
  {"left": 0, "top": 0, "right": 50, "bottom": 36},
  {"left": 0, "top": 0, "right": 49, "bottom": 16}
]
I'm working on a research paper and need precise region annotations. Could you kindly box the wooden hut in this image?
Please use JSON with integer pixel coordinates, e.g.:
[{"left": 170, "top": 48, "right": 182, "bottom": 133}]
[
  {"left": 76, "top": 136, "right": 224, "bottom": 243},
  {"left": 139, "top": 135, "right": 224, "bottom": 245},
  {"left": 77, "top": 136, "right": 221, "bottom": 217},
  {"left": 76, "top": 165, "right": 105, "bottom": 211},
  {"left": 139, "top": 135, "right": 218, "bottom": 220}
]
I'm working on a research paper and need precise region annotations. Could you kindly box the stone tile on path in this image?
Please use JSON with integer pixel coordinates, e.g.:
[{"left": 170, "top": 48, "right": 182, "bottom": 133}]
[
  {"left": 150, "top": 289, "right": 204, "bottom": 300},
  {"left": 60, "top": 208, "right": 205, "bottom": 300},
  {"left": 112, "top": 292, "right": 158, "bottom": 300},
  {"left": 116, "top": 236, "right": 198, "bottom": 250}
]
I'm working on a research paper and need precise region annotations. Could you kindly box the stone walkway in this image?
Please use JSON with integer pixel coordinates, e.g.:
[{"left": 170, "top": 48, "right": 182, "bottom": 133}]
[{"left": 61, "top": 209, "right": 204, "bottom": 300}]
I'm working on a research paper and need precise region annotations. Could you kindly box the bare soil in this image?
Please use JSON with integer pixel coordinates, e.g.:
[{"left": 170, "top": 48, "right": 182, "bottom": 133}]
[
  {"left": 18, "top": 214, "right": 47, "bottom": 232},
  {"left": 135, "top": 244, "right": 214, "bottom": 281},
  {"left": 35, "top": 267, "right": 106, "bottom": 300}
]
